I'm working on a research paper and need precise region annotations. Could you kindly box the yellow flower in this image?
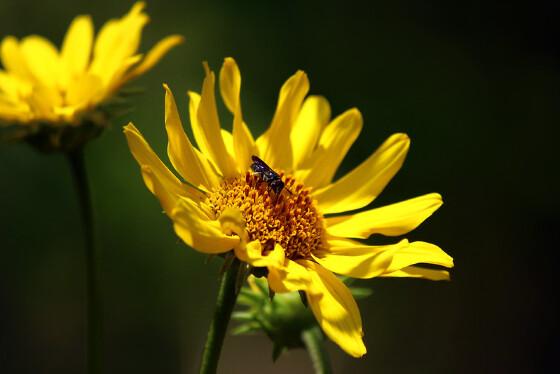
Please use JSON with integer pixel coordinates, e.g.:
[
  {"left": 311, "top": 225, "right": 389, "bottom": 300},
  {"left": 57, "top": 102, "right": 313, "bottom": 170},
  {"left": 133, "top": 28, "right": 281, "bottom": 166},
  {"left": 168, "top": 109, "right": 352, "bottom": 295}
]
[
  {"left": 124, "top": 58, "right": 454, "bottom": 358},
  {"left": 0, "top": 2, "right": 182, "bottom": 128}
]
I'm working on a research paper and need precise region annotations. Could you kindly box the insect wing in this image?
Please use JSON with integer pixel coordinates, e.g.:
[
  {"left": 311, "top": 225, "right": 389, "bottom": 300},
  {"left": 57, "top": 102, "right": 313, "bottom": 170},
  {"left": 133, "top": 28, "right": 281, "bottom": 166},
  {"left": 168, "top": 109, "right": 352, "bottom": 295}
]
[
  {"left": 251, "top": 156, "right": 275, "bottom": 175},
  {"left": 251, "top": 162, "right": 268, "bottom": 174},
  {"left": 251, "top": 155, "right": 285, "bottom": 197}
]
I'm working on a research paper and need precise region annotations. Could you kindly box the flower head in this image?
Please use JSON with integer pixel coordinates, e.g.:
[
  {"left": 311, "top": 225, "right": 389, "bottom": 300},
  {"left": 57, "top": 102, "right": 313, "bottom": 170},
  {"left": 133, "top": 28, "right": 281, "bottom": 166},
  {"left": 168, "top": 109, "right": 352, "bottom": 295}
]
[
  {"left": 0, "top": 2, "right": 183, "bottom": 150},
  {"left": 124, "top": 57, "right": 454, "bottom": 357}
]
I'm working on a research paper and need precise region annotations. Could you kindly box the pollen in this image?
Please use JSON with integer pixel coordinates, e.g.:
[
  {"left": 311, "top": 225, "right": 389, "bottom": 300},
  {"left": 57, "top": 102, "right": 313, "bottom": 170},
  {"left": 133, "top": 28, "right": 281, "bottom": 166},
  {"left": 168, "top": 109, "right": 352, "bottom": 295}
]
[{"left": 207, "top": 172, "right": 324, "bottom": 260}]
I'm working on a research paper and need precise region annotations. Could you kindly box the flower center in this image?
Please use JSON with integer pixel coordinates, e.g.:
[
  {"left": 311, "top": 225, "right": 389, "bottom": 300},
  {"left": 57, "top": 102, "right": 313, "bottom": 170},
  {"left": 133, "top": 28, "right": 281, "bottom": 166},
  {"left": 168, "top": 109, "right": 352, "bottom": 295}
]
[{"left": 207, "top": 172, "right": 324, "bottom": 260}]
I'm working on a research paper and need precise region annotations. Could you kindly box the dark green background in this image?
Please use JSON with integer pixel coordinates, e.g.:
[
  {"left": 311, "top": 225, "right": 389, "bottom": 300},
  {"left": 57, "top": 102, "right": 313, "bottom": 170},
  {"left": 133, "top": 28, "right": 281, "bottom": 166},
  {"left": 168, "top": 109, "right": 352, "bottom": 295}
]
[{"left": 1, "top": 0, "right": 558, "bottom": 373}]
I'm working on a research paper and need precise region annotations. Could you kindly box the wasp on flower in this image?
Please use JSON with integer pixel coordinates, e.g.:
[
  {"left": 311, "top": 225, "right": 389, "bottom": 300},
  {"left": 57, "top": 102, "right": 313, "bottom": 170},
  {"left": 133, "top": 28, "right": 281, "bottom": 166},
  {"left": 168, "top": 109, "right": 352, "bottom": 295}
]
[
  {"left": 250, "top": 155, "right": 295, "bottom": 205},
  {"left": 124, "top": 57, "right": 454, "bottom": 358}
]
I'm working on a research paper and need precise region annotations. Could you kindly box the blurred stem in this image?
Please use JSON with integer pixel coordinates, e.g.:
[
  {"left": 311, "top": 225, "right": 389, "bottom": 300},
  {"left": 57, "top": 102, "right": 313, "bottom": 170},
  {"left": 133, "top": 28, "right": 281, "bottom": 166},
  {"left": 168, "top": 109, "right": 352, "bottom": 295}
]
[
  {"left": 199, "top": 256, "right": 242, "bottom": 374},
  {"left": 66, "top": 148, "right": 101, "bottom": 374},
  {"left": 302, "top": 326, "right": 332, "bottom": 374}
]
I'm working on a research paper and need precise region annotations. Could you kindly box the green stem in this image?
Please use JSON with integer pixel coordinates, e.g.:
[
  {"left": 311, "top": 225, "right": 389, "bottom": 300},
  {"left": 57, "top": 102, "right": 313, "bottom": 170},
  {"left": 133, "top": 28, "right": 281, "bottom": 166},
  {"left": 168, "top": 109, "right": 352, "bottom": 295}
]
[
  {"left": 199, "top": 256, "right": 242, "bottom": 374},
  {"left": 302, "top": 326, "right": 332, "bottom": 374},
  {"left": 66, "top": 148, "right": 101, "bottom": 374}
]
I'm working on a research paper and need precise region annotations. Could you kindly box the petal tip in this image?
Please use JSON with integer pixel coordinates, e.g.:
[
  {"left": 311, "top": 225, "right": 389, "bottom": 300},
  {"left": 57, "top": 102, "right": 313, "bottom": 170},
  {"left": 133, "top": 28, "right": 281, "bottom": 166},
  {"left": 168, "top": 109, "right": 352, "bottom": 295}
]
[
  {"left": 202, "top": 61, "right": 212, "bottom": 76},
  {"left": 387, "top": 133, "right": 411, "bottom": 149},
  {"left": 131, "top": 1, "right": 147, "bottom": 13},
  {"left": 347, "top": 341, "right": 367, "bottom": 358},
  {"left": 348, "top": 107, "right": 363, "bottom": 120},
  {"left": 1, "top": 35, "right": 16, "bottom": 44},
  {"left": 123, "top": 122, "right": 136, "bottom": 132},
  {"left": 187, "top": 90, "right": 200, "bottom": 101},
  {"left": 170, "top": 34, "right": 185, "bottom": 45},
  {"left": 398, "top": 132, "right": 411, "bottom": 142},
  {"left": 74, "top": 14, "right": 92, "bottom": 23},
  {"left": 162, "top": 83, "right": 172, "bottom": 93}
]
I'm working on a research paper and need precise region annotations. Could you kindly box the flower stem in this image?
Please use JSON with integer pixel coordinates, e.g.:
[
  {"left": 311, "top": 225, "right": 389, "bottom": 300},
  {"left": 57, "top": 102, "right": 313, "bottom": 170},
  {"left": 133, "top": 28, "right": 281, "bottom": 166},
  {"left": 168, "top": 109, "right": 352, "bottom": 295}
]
[
  {"left": 66, "top": 148, "right": 102, "bottom": 374},
  {"left": 199, "top": 256, "right": 242, "bottom": 374},
  {"left": 302, "top": 326, "right": 332, "bottom": 374}
]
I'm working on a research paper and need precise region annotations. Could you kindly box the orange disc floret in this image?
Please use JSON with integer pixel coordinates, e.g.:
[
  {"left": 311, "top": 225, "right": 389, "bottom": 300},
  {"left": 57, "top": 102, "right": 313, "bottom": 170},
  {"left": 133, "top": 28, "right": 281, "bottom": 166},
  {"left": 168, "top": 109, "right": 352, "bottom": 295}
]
[{"left": 207, "top": 172, "right": 324, "bottom": 260}]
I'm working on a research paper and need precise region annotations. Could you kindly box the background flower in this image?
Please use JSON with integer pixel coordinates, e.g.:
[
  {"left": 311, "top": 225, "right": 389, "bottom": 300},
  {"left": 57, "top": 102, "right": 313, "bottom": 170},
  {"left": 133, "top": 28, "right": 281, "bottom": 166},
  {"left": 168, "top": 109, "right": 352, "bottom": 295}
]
[
  {"left": 0, "top": 1, "right": 556, "bottom": 373},
  {"left": 0, "top": 2, "right": 182, "bottom": 150}
]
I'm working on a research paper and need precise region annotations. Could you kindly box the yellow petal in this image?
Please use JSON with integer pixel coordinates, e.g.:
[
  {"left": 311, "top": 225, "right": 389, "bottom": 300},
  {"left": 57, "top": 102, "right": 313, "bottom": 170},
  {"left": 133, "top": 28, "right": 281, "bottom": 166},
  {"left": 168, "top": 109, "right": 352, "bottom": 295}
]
[
  {"left": 232, "top": 105, "right": 256, "bottom": 172},
  {"left": 381, "top": 266, "right": 451, "bottom": 281},
  {"left": 219, "top": 57, "right": 256, "bottom": 171},
  {"left": 267, "top": 257, "right": 312, "bottom": 293},
  {"left": 314, "top": 133, "right": 410, "bottom": 214},
  {"left": 61, "top": 15, "right": 94, "bottom": 78},
  {"left": 123, "top": 122, "right": 202, "bottom": 213},
  {"left": 124, "top": 35, "right": 184, "bottom": 82},
  {"left": 138, "top": 166, "right": 182, "bottom": 218},
  {"left": 256, "top": 70, "right": 309, "bottom": 171},
  {"left": 385, "top": 241, "right": 453, "bottom": 272},
  {"left": 296, "top": 108, "right": 362, "bottom": 189},
  {"left": 1, "top": 36, "right": 31, "bottom": 79},
  {"left": 325, "top": 236, "right": 382, "bottom": 251},
  {"left": 90, "top": 19, "right": 120, "bottom": 81},
  {"left": 103, "top": 54, "right": 143, "bottom": 96},
  {"left": 100, "top": 2, "right": 147, "bottom": 59},
  {"left": 20, "top": 36, "right": 61, "bottom": 88},
  {"left": 0, "top": 71, "right": 25, "bottom": 100},
  {"left": 312, "top": 240, "right": 404, "bottom": 279},
  {"left": 221, "top": 129, "right": 235, "bottom": 160},
  {"left": 27, "top": 83, "right": 59, "bottom": 121},
  {"left": 163, "top": 84, "right": 219, "bottom": 190},
  {"left": 316, "top": 238, "right": 452, "bottom": 280},
  {"left": 192, "top": 63, "right": 237, "bottom": 177},
  {"left": 326, "top": 193, "right": 443, "bottom": 238},
  {"left": 290, "top": 95, "right": 331, "bottom": 169},
  {"left": 0, "top": 100, "right": 30, "bottom": 123},
  {"left": 219, "top": 57, "right": 241, "bottom": 113},
  {"left": 216, "top": 207, "right": 265, "bottom": 261},
  {"left": 127, "top": 2, "right": 147, "bottom": 16},
  {"left": 188, "top": 91, "right": 225, "bottom": 177},
  {"left": 188, "top": 91, "right": 201, "bottom": 132},
  {"left": 65, "top": 73, "right": 103, "bottom": 108},
  {"left": 90, "top": 2, "right": 148, "bottom": 85},
  {"left": 235, "top": 240, "right": 285, "bottom": 268},
  {"left": 302, "top": 261, "right": 366, "bottom": 358},
  {"left": 217, "top": 207, "right": 247, "bottom": 239},
  {"left": 92, "top": 18, "right": 117, "bottom": 60},
  {"left": 172, "top": 198, "right": 239, "bottom": 254}
]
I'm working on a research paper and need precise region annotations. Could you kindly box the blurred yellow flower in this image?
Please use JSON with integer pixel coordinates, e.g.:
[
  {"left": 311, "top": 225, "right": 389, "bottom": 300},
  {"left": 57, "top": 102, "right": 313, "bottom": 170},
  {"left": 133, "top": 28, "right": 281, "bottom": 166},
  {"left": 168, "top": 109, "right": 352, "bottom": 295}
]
[
  {"left": 124, "top": 57, "right": 454, "bottom": 358},
  {"left": 0, "top": 2, "right": 182, "bottom": 127}
]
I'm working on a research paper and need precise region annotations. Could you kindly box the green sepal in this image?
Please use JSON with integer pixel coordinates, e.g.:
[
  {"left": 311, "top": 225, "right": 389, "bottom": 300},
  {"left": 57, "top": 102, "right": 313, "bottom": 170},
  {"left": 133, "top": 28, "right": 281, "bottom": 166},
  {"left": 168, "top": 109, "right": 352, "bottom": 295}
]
[
  {"left": 232, "top": 322, "right": 261, "bottom": 336},
  {"left": 231, "top": 311, "right": 254, "bottom": 322},
  {"left": 350, "top": 287, "right": 373, "bottom": 299},
  {"left": 272, "top": 343, "right": 286, "bottom": 362}
]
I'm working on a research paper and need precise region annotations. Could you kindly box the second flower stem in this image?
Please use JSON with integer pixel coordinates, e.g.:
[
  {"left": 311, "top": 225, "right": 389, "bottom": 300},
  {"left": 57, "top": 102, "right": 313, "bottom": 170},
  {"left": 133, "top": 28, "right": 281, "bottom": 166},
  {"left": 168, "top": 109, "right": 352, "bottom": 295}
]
[
  {"left": 302, "top": 325, "right": 332, "bottom": 374},
  {"left": 199, "top": 256, "right": 242, "bottom": 374},
  {"left": 66, "top": 148, "right": 102, "bottom": 374}
]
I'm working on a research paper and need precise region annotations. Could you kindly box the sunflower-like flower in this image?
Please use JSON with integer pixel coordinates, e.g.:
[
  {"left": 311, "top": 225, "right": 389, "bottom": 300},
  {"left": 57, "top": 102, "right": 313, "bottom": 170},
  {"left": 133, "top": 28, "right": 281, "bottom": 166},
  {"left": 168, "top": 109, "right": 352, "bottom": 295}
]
[
  {"left": 0, "top": 2, "right": 182, "bottom": 150},
  {"left": 124, "top": 58, "right": 454, "bottom": 357}
]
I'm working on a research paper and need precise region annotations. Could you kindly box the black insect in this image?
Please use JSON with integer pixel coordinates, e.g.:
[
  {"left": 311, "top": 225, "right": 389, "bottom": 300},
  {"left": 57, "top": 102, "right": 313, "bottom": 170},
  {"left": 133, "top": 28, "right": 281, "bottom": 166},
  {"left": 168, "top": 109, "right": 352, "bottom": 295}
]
[{"left": 250, "top": 155, "right": 286, "bottom": 196}]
